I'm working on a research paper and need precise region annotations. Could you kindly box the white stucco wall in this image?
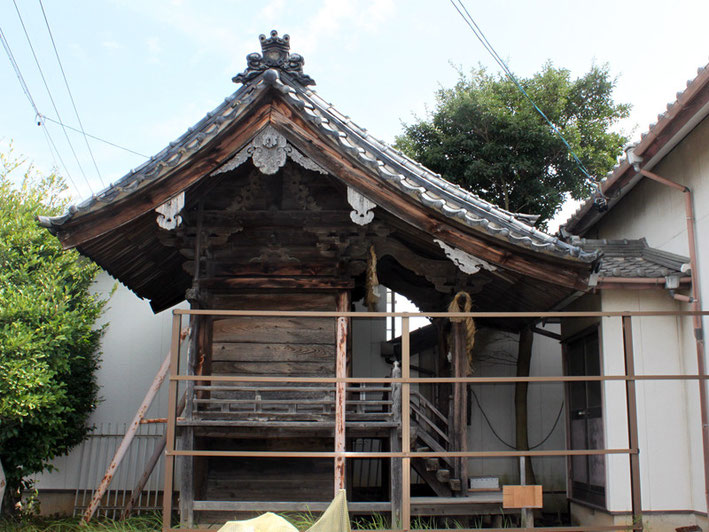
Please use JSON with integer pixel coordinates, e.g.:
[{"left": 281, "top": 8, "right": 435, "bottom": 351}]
[
  {"left": 589, "top": 115, "right": 709, "bottom": 514},
  {"left": 35, "top": 272, "right": 182, "bottom": 490},
  {"left": 468, "top": 326, "right": 566, "bottom": 493},
  {"left": 599, "top": 291, "right": 701, "bottom": 513}
]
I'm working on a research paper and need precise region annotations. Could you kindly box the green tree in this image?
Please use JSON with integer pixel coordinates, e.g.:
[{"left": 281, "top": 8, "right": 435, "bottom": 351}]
[
  {"left": 396, "top": 63, "right": 630, "bottom": 227},
  {"left": 0, "top": 150, "right": 106, "bottom": 513}
]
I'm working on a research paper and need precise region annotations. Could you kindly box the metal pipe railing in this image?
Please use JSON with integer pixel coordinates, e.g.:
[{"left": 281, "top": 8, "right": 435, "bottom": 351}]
[{"left": 159, "top": 309, "right": 709, "bottom": 532}]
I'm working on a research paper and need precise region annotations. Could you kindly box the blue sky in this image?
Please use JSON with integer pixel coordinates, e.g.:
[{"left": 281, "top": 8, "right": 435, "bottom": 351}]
[{"left": 1, "top": 0, "right": 708, "bottom": 217}]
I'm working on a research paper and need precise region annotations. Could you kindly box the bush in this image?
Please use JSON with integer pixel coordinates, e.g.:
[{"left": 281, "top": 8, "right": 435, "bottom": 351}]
[{"left": 0, "top": 150, "right": 106, "bottom": 513}]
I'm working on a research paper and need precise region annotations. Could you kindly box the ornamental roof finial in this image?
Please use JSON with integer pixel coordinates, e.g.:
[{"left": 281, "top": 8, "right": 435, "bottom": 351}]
[{"left": 233, "top": 30, "right": 315, "bottom": 86}]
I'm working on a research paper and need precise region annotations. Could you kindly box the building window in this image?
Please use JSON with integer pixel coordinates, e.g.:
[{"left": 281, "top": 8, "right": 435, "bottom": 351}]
[{"left": 565, "top": 327, "right": 606, "bottom": 508}]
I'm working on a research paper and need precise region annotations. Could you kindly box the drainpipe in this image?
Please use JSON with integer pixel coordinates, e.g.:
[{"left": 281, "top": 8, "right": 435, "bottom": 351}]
[{"left": 627, "top": 146, "right": 709, "bottom": 513}]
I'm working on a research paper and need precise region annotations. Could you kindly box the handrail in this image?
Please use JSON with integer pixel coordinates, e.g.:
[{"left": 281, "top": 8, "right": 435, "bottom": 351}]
[
  {"left": 411, "top": 390, "right": 448, "bottom": 425},
  {"left": 410, "top": 403, "right": 449, "bottom": 444},
  {"left": 175, "top": 308, "right": 709, "bottom": 318}
]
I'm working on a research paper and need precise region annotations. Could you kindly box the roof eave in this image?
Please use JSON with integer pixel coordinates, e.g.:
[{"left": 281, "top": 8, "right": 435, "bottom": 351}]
[{"left": 563, "top": 63, "right": 709, "bottom": 236}]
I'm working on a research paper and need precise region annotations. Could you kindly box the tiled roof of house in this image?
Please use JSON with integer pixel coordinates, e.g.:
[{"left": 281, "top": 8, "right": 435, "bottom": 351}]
[
  {"left": 562, "top": 60, "right": 709, "bottom": 235},
  {"left": 39, "top": 32, "right": 595, "bottom": 263},
  {"left": 572, "top": 238, "right": 690, "bottom": 278}
]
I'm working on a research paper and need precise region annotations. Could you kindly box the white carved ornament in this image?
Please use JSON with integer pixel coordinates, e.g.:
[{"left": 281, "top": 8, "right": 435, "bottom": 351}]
[
  {"left": 434, "top": 238, "right": 497, "bottom": 275},
  {"left": 212, "top": 125, "right": 327, "bottom": 176},
  {"left": 347, "top": 187, "right": 376, "bottom": 226},
  {"left": 155, "top": 192, "right": 185, "bottom": 230}
]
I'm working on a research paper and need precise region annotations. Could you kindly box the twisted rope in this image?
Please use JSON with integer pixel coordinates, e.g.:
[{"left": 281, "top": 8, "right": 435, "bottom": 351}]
[
  {"left": 448, "top": 291, "right": 476, "bottom": 374},
  {"left": 365, "top": 244, "right": 379, "bottom": 311}
]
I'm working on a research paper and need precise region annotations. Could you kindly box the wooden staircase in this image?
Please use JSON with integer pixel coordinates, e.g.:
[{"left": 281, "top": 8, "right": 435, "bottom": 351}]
[{"left": 409, "top": 390, "right": 463, "bottom": 497}]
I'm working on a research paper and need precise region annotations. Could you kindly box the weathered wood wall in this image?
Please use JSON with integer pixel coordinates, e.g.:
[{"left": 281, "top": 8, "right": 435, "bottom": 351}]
[{"left": 211, "top": 316, "right": 335, "bottom": 377}]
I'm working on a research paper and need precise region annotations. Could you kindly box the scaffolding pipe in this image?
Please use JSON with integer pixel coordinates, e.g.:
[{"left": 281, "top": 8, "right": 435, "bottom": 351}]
[{"left": 636, "top": 166, "right": 709, "bottom": 515}]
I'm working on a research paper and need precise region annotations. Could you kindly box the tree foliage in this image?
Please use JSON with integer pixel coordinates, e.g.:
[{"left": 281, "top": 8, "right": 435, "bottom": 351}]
[
  {"left": 0, "top": 150, "right": 106, "bottom": 511},
  {"left": 395, "top": 63, "right": 630, "bottom": 226}
]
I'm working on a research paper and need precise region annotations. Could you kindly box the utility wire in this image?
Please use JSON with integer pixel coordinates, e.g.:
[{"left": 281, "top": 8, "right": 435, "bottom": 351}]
[
  {"left": 12, "top": 0, "right": 93, "bottom": 194},
  {"left": 449, "top": 0, "right": 602, "bottom": 195},
  {"left": 470, "top": 388, "right": 565, "bottom": 450},
  {"left": 40, "top": 115, "right": 149, "bottom": 158},
  {"left": 0, "top": 23, "right": 80, "bottom": 197},
  {"left": 37, "top": 0, "right": 104, "bottom": 187}
]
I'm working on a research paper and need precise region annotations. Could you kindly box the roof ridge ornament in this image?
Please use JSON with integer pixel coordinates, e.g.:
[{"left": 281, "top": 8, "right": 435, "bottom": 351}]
[{"left": 233, "top": 30, "right": 315, "bottom": 86}]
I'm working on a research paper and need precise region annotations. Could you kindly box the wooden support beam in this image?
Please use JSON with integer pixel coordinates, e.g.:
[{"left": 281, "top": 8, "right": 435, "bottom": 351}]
[
  {"left": 334, "top": 291, "right": 349, "bottom": 494},
  {"left": 122, "top": 392, "right": 186, "bottom": 519},
  {"left": 83, "top": 341, "right": 180, "bottom": 523}
]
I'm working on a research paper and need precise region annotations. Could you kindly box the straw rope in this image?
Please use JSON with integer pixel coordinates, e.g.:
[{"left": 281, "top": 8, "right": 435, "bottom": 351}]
[
  {"left": 365, "top": 245, "right": 379, "bottom": 311},
  {"left": 448, "top": 291, "right": 476, "bottom": 374}
]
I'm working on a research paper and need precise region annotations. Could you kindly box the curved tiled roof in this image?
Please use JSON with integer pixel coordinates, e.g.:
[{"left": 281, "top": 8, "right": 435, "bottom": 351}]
[
  {"left": 573, "top": 238, "right": 690, "bottom": 278},
  {"left": 40, "top": 45, "right": 595, "bottom": 264}
]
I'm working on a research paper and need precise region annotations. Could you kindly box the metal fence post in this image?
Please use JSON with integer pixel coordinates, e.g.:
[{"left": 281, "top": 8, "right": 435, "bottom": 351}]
[
  {"left": 162, "top": 313, "right": 182, "bottom": 531},
  {"left": 622, "top": 315, "right": 643, "bottom": 530}
]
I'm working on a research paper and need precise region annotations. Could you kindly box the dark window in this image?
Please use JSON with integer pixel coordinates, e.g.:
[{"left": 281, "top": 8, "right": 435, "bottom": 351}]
[{"left": 566, "top": 328, "right": 605, "bottom": 508}]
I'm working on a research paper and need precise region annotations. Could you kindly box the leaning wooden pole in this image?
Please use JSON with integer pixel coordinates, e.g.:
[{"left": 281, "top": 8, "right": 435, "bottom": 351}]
[
  {"left": 122, "top": 392, "right": 187, "bottom": 519},
  {"left": 82, "top": 339, "right": 183, "bottom": 524}
]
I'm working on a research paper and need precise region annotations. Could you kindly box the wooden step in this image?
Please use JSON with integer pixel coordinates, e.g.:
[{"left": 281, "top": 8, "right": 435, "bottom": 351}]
[
  {"left": 425, "top": 458, "right": 439, "bottom": 472},
  {"left": 416, "top": 446, "right": 431, "bottom": 453},
  {"left": 436, "top": 469, "right": 450, "bottom": 483},
  {"left": 449, "top": 478, "right": 462, "bottom": 491}
]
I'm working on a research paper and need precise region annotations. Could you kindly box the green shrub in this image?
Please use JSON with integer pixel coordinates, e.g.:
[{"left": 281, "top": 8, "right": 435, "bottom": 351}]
[{"left": 0, "top": 150, "right": 106, "bottom": 513}]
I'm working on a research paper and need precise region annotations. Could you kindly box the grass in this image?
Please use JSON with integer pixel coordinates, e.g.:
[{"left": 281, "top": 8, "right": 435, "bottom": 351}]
[
  {"left": 0, "top": 511, "right": 519, "bottom": 531},
  {"left": 0, "top": 513, "right": 163, "bottom": 532}
]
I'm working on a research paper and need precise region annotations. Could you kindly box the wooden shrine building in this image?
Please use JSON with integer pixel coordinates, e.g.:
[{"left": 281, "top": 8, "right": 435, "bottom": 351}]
[{"left": 40, "top": 31, "right": 601, "bottom": 526}]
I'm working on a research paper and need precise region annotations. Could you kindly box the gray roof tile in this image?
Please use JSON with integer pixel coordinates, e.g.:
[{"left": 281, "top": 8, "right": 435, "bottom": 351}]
[
  {"left": 40, "top": 65, "right": 596, "bottom": 263},
  {"left": 573, "top": 238, "right": 690, "bottom": 278}
]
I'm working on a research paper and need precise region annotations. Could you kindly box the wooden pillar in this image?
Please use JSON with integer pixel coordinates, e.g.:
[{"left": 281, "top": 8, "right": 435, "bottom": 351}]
[
  {"left": 622, "top": 316, "right": 643, "bottom": 530},
  {"left": 390, "top": 363, "right": 402, "bottom": 527},
  {"left": 162, "top": 313, "right": 182, "bottom": 532},
  {"left": 335, "top": 291, "right": 350, "bottom": 494},
  {"left": 435, "top": 319, "right": 451, "bottom": 419},
  {"left": 451, "top": 322, "right": 469, "bottom": 495},
  {"left": 401, "top": 317, "right": 411, "bottom": 531}
]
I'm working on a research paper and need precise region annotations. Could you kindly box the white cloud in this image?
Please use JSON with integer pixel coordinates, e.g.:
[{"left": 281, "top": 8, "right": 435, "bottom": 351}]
[
  {"left": 358, "top": 0, "right": 396, "bottom": 31},
  {"left": 146, "top": 36, "right": 162, "bottom": 63},
  {"left": 259, "top": 0, "right": 286, "bottom": 20},
  {"left": 101, "top": 40, "right": 122, "bottom": 50}
]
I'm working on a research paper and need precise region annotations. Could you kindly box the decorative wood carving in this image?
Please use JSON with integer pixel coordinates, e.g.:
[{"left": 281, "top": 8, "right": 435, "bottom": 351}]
[
  {"left": 249, "top": 244, "right": 300, "bottom": 265},
  {"left": 375, "top": 238, "right": 455, "bottom": 293},
  {"left": 155, "top": 192, "right": 185, "bottom": 230},
  {"left": 212, "top": 126, "right": 327, "bottom": 177},
  {"left": 347, "top": 187, "right": 375, "bottom": 225},
  {"left": 285, "top": 173, "right": 321, "bottom": 211},
  {"left": 434, "top": 238, "right": 497, "bottom": 275}
]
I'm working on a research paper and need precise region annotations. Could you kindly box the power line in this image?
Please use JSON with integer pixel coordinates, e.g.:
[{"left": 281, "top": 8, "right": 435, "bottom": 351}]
[
  {"left": 449, "top": 0, "right": 602, "bottom": 195},
  {"left": 37, "top": 0, "right": 104, "bottom": 187},
  {"left": 0, "top": 23, "right": 80, "bottom": 197},
  {"left": 40, "top": 115, "right": 149, "bottom": 158},
  {"left": 11, "top": 0, "right": 93, "bottom": 194},
  {"left": 470, "top": 388, "right": 565, "bottom": 450}
]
